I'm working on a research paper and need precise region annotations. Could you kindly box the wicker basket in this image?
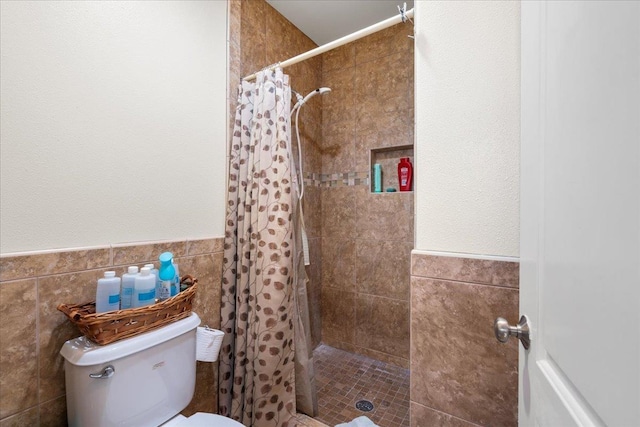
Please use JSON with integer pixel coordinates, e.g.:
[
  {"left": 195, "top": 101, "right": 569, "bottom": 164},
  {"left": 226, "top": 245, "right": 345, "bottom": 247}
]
[{"left": 57, "top": 276, "right": 198, "bottom": 345}]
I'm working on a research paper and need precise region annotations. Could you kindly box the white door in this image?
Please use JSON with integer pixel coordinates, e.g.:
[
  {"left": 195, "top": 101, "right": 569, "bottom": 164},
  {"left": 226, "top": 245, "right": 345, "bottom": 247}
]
[{"left": 520, "top": 1, "right": 639, "bottom": 426}]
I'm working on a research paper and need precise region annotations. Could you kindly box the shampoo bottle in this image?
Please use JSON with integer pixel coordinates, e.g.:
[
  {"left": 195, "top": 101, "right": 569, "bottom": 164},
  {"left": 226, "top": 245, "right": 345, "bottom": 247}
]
[
  {"left": 398, "top": 157, "right": 413, "bottom": 191},
  {"left": 120, "top": 266, "right": 138, "bottom": 310},
  {"left": 133, "top": 267, "right": 156, "bottom": 308},
  {"left": 158, "top": 252, "right": 176, "bottom": 301},
  {"left": 96, "top": 271, "right": 121, "bottom": 313},
  {"left": 373, "top": 163, "right": 382, "bottom": 193}
]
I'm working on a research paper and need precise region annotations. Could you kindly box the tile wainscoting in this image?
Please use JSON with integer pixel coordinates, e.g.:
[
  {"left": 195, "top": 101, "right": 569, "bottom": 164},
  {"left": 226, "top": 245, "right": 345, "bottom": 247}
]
[
  {"left": 410, "top": 252, "right": 520, "bottom": 427},
  {"left": 0, "top": 237, "right": 224, "bottom": 426}
]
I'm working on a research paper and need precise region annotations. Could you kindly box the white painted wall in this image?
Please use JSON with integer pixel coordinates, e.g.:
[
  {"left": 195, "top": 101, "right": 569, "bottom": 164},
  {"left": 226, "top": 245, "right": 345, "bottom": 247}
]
[
  {"left": 0, "top": 1, "right": 228, "bottom": 254},
  {"left": 414, "top": 0, "right": 520, "bottom": 257}
]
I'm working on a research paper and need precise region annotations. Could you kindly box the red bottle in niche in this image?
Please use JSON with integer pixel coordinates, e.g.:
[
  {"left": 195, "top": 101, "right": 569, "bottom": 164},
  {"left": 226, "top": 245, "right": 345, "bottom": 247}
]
[{"left": 398, "top": 157, "right": 413, "bottom": 191}]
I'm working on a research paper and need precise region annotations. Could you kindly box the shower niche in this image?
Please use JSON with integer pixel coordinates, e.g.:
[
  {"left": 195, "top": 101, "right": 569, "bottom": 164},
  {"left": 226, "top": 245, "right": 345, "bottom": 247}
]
[{"left": 369, "top": 144, "right": 414, "bottom": 193}]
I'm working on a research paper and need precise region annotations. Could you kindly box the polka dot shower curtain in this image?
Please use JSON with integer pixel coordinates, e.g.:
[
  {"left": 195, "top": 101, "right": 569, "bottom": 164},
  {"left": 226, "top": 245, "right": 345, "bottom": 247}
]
[{"left": 219, "top": 68, "right": 316, "bottom": 426}]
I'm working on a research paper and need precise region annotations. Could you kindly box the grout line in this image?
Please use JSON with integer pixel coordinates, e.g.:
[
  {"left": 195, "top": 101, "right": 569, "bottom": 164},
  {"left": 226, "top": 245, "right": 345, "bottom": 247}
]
[
  {"left": 412, "top": 403, "right": 485, "bottom": 427},
  {"left": 410, "top": 276, "right": 520, "bottom": 291},
  {"left": 411, "top": 249, "right": 519, "bottom": 263},
  {"left": 320, "top": 285, "right": 410, "bottom": 303}
]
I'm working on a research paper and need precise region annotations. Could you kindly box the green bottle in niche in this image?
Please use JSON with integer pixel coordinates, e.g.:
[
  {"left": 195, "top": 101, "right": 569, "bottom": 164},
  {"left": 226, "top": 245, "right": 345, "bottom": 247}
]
[{"left": 373, "top": 163, "right": 382, "bottom": 193}]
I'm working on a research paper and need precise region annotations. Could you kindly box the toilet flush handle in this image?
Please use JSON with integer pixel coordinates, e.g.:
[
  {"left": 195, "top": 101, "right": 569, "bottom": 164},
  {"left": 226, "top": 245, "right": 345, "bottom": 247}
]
[{"left": 89, "top": 365, "right": 115, "bottom": 379}]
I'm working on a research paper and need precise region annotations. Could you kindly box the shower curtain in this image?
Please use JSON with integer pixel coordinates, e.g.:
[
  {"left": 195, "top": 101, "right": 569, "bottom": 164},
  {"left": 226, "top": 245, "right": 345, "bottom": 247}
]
[{"left": 219, "top": 68, "right": 316, "bottom": 427}]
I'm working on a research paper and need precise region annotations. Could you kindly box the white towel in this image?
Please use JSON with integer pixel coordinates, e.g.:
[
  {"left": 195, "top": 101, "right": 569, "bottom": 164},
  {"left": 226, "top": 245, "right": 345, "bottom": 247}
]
[{"left": 334, "top": 416, "right": 379, "bottom": 427}]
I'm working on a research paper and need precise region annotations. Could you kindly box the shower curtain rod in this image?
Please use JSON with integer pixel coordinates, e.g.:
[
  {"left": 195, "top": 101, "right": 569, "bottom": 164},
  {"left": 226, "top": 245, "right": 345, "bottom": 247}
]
[{"left": 242, "top": 7, "right": 415, "bottom": 81}]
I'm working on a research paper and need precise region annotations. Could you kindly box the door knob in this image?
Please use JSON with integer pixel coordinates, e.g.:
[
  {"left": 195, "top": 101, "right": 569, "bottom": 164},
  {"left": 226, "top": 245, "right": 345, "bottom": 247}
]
[{"left": 494, "top": 315, "right": 530, "bottom": 349}]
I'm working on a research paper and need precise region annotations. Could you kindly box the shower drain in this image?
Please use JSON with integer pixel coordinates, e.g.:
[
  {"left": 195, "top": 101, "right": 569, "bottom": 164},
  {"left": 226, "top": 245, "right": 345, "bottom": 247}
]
[{"left": 355, "top": 400, "right": 374, "bottom": 412}]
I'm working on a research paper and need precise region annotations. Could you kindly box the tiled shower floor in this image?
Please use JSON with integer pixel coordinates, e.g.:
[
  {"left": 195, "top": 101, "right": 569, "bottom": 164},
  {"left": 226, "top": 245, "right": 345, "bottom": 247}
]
[{"left": 313, "top": 345, "right": 410, "bottom": 427}]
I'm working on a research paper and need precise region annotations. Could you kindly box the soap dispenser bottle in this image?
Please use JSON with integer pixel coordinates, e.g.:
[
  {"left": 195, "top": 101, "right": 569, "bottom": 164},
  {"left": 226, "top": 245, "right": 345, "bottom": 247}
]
[{"left": 158, "top": 252, "right": 176, "bottom": 301}]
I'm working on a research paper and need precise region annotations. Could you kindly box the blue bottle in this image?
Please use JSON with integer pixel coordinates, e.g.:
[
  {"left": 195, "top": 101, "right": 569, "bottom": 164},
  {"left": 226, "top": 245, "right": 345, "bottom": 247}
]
[{"left": 158, "top": 252, "right": 176, "bottom": 301}]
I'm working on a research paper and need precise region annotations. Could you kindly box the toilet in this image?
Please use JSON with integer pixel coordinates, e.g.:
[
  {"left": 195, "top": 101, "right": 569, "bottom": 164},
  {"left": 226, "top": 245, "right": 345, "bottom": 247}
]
[{"left": 60, "top": 313, "right": 243, "bottom": 427}]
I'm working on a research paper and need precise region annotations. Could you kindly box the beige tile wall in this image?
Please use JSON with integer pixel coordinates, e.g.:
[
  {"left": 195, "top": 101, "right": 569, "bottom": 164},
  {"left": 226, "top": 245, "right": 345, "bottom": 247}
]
[
  {"left": 0, "top": 238, "right": 224, "bottom": 426},
  {"left": 319, "top": 23, "right": 415, "bottom": 368},
  {"left": 410, "top": 253, "right": 519, "bottom": 427}
]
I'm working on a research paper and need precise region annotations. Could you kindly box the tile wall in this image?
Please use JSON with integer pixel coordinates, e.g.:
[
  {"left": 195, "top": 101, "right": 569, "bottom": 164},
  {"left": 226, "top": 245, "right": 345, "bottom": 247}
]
[
  {"left": 318, "top": 24, "right": 415, "bottom": 368},
  {"left": 0, "top": 238, "right": 223, "bottom": 426},
  {"left": 410, "top": 253, "right": 519, "bottom": 426}
]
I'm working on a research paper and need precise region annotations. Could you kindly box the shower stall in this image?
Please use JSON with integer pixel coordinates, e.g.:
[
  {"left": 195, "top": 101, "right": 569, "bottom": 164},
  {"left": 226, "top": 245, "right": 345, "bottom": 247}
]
[{"left": 227, "top": 2, "right": 414, "bottom": 425}]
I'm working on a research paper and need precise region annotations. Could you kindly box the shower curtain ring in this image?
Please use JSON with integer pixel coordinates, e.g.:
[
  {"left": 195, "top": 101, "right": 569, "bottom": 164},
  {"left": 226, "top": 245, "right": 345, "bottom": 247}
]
[{"left": 261, "top": 62, "right": 282, "bottom": 74}]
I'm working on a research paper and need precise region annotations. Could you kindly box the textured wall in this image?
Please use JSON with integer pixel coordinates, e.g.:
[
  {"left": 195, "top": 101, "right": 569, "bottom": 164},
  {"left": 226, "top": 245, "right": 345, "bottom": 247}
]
[
  {"left": 319, "top": 24, "right": 415, "bottom": 368},
  {"left": 0, "top": 238, "right": 224, "bottom": 426},
  {"left": 414, "top": 0, "right": 520, "bottom": 257},
  {"left": 0, "top": 1, "right": 228, "bottom": 254}
]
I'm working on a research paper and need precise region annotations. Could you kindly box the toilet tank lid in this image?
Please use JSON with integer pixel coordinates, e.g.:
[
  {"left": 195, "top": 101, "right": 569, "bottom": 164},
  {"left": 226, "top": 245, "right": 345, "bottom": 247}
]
[{"left": 60, "top": 313, "right": 201, "bottom": 366}]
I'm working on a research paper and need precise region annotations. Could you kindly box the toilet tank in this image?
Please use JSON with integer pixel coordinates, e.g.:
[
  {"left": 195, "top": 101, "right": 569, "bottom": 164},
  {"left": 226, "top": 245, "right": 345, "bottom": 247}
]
[{"left": 60, "top": 313, "right": 201, "bottom": 427}]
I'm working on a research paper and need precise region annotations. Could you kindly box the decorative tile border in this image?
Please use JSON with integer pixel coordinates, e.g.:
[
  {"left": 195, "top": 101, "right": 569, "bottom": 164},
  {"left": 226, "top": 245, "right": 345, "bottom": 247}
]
[
  {"left": 303, "top": 172, "right": 324, "bottom": 188},
  {"left": 0, "top": 247, "right": 111, "bottom": 282},
  {"left": 303, "top": 171, "right": 369, "bottom": 188},
  {"left": 411, "top": 251, "right": 519, "bottom": 288},
  {"left": 0, "top": 238, "right": 223, "bottom": 282}
]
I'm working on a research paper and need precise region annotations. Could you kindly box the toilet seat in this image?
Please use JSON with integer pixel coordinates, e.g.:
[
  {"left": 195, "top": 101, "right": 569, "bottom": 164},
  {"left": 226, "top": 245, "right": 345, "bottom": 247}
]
[
  {"left": 181, "top": 413, "right": 244, "bottom": 427},
  {"left": 163, "top": 412, "right": 244, "bottom": 427}
]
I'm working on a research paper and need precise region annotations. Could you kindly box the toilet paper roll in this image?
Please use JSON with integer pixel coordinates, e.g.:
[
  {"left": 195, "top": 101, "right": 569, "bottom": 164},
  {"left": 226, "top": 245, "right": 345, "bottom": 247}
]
[{"left": 196, "top": 326, "right": 224, "bottom": 362}]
